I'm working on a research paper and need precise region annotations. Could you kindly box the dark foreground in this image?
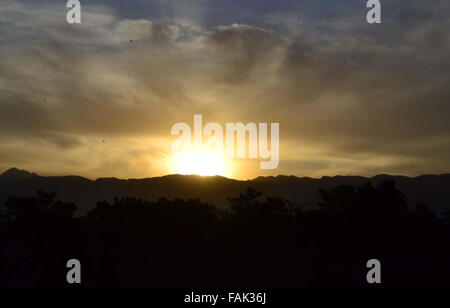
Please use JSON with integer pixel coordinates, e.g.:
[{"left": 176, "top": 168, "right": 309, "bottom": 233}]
[{"left": 1, "top": 180, "right": 449, "bottom": 288}]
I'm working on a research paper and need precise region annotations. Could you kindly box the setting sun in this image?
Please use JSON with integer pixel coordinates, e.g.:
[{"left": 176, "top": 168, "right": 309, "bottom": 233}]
[{"left": 171, "top": 150, "right": 227, "bottom": 177}]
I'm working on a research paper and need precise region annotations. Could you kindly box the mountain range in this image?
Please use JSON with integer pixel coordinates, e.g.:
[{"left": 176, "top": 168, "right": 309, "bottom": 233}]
[{"left": 1, "top": 167, "right": 449, "bottom": 216}]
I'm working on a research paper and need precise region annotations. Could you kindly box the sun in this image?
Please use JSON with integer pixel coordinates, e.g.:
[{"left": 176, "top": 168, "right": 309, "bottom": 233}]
[{"left": 171, "top": 149, "right": 227, "bottom": 177}]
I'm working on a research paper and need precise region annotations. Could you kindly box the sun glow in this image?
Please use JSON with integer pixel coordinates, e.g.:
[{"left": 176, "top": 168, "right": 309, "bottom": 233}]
[{"left": 171, "top": 150, "right": 228, "bottom": 177}]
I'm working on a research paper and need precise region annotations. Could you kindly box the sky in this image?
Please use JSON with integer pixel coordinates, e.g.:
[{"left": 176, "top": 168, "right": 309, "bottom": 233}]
[{"left": 0, "top": 0, "right": 449, "bottom": 180}]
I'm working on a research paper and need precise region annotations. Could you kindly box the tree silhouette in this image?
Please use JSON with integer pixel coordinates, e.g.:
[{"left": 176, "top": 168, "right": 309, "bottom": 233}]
[{"left": 1, "top": 181, "right": 450, "bottom": 287}]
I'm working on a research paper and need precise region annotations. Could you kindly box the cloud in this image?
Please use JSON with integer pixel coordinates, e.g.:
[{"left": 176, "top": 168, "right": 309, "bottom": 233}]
[{"left": 0, "top": 0, "right": 449, "bottom": 179}]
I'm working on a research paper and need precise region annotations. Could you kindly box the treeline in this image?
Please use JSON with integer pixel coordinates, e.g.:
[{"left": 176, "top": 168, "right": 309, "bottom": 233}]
[{"left": 1, "top": 181, "right": 450, "bottom": 287}]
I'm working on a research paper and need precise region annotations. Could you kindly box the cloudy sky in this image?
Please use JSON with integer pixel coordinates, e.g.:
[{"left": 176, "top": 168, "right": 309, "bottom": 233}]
[{"left": 0, "top": 0, "right": 449, "bottom": 179}]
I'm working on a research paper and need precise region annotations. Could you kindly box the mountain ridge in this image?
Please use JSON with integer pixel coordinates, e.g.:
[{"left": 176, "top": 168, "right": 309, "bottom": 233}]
[
  {"left": 1, "top": 167, "right": 450, "bottom": 216},
  {"left": 3, "top": 167, "right": 450, "bottom": 182}
]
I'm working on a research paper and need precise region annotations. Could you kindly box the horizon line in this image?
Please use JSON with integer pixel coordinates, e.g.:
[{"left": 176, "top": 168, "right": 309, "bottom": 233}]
[{"left": 2, "top": 167, "right": 450, "bottom": 182}]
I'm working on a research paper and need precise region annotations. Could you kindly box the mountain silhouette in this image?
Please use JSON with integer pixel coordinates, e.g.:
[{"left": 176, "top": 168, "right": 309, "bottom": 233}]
[
  {"left": 1, "top": 168, "right": 450, "bottom": 216},
  {"left": 0, "top": 168, "right": 38, "bottom": 181}
]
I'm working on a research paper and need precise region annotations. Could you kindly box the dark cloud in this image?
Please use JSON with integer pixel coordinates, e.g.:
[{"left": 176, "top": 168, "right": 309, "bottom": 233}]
[{"left": 204, "top": 24, "right": 285, "bottom": 84}]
